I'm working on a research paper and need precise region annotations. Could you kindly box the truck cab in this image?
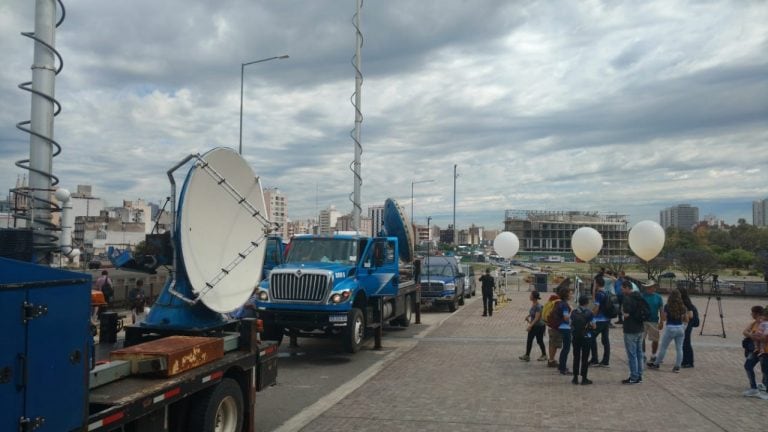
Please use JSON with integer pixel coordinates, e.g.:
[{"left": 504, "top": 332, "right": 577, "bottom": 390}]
[{"left": 254, "top": 233, "right": 417, "bottom": 352}]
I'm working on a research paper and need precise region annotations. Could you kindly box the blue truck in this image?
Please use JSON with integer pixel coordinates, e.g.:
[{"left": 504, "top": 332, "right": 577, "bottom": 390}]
[
  {"left": 419, "top": 255, "right": 466, "bottom": 312},
  {"left": 254, "top": 199, "right": 419, "bottom": 353}
]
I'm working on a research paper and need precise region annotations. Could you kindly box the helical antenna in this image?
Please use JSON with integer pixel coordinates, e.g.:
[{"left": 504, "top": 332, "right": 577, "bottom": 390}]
[
  {"left": 13, "top": 0, "right": 66, "bottom": 257},
  {"left": 349, "top": 0, "right": 364, "bottom": 231}
]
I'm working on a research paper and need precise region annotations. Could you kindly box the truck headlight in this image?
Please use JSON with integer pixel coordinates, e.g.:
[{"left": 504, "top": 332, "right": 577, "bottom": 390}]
[
  {"left": 330, "top": 290, "right": 351, "bottom": 304},
  {"left": 258, "top": 290, "right": 269, "bottom": 301}
]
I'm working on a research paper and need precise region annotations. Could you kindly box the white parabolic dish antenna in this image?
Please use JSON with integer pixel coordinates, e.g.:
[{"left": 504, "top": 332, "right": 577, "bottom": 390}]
[{"left": 179, "top": 148, "right": 268, "bottom": 313}]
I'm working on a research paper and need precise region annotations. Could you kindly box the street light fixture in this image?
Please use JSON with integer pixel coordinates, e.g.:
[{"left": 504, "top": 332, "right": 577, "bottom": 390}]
[
  {"left": 411, "top": 179, "right": 434, "bottom": 243},
  {"left": 239, "top": 55, "right": 290, "bottom": 155}
]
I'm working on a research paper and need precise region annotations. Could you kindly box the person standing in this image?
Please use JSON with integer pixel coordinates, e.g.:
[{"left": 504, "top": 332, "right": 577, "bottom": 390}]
[
  {"left": 589, "top": 276, "right": 611, "bottom": 367},
  {"left": 572, "top": 294, "right": 595, "bottom": 385},
  {"left": 621, "top": 280, "right": 646, "bottom": 384},
  {"left": 642, "top": 283, "right": 664, "bottom": 364},
  {"left": 647, "top": 288, "right": 690, "bottom": 373},
  {"left": 479, "top": 268, "right": 495, "bottom": 317},
  {"left": 556, "top": 286, "right": 573, "bottom": 376},
  {"left": 679, "top": 287, "right": 698, "bottom": 368},
  {"left": 94, "top": 270, "right": 114, "bottom": 319},
  {"left": 742, "top": 305, "right": 765, "bottom": 398},
  {"left": 128, "top": 279, "right": 147, "bottom": 324},
  {"left": 614, "top": 271, "right": 626, "bottom": 325},
  {"left": 520, "top": 291, "right": 547, "bottom": 361}
]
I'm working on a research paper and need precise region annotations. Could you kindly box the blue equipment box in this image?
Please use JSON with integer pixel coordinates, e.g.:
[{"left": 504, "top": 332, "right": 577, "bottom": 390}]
[{"left": 0, "top": 257, "right": 92, "bottom": 432}]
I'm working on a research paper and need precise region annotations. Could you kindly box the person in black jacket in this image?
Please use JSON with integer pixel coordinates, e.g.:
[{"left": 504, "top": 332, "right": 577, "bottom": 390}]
[
  {"left": 479, "top": 268, "right": 495, "bottom": 317},
  {"left": 679, "top": 287, "right": 697, "bottom": 368},
  {"left": 621, "top": 280, "right": 646, "bottom": 384}
]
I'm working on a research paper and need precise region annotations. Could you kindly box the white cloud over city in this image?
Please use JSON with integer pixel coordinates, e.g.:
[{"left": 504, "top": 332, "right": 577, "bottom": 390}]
[{"left": 1, "top": 0, "right": 766, "bottom": 229}]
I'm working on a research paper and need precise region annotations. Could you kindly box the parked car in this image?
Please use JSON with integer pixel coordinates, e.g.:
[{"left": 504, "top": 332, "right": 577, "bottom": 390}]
[
  {"left": 462, "top": 264, "right": 476, "bottom": 298},
  {"left": 421, "top": 256, "right": 465, "bottom": 312},
  {"left": 500, "top": 268, "right": 518, "bottom": 276},
  {"left": 659, "top": 272, "right": 676, "bottom": 278}
]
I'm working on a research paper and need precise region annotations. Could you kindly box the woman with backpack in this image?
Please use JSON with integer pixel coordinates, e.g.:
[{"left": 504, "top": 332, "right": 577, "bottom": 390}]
[
  {"left": 647, "top": 288, "right": 691, "bottom": 373},
  {"left": 520, "top": 291, "right": 547, "bottom": 362},
  {"left": 679, "top": 287, "right": 698, "bottom": 368}
]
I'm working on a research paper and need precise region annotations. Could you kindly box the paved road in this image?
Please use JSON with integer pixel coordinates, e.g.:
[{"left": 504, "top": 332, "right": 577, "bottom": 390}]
[{"left": 264, "top": 290, "right": 767, "bottom": 431}]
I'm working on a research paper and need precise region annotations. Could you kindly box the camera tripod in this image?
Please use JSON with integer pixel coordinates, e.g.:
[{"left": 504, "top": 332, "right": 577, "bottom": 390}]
[{"left": 699, "top": 282, "right": 726, "bottom": 338}]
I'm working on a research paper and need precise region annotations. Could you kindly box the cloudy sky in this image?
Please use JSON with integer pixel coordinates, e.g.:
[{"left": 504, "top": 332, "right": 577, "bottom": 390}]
[{"left": 1, "top": 0, "right": 766, "bottom": 230}]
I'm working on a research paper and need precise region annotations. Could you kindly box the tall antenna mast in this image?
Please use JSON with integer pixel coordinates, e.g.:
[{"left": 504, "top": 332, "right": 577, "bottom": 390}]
[{"left": 349, "top": 0, "right": 363, "bottom": 231}]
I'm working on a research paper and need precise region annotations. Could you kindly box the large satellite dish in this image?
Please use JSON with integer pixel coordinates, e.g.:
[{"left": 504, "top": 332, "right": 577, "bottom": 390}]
[
  {"left": 383, "top": 198, "right": 414, "bottom": 263},
  {"left": 178, "top": 148, "right": 268, "bottom": 313}
]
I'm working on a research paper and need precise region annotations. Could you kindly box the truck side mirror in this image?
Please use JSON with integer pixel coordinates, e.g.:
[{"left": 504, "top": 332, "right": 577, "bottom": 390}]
[{"left": 457, "top": 272, "right": 465, "bottom": 278}]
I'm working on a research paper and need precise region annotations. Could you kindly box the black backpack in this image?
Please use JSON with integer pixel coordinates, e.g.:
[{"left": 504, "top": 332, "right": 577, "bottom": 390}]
[
  {"left": 689, "top": 305, "right": 700, "bottom": 327},
  {"left": 570, "top": 307, "right": 591, "bottom": 338},
  {"left": 631, "top": 294, "right": 650, "bottom": 322},
  {"left": 601, "top": 291, "right": 619, "bottom": 319},
  {"left": 102, "top": 279, "right": 114, "bottom": 300}
]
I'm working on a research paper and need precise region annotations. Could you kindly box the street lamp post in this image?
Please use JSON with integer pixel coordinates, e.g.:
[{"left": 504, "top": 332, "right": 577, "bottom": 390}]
[
  {"left": 410, "top": 179, "right": 434, "bottom": 243},
  {"left": 239, "top": 55, "right": 289, "bottom": 155}
]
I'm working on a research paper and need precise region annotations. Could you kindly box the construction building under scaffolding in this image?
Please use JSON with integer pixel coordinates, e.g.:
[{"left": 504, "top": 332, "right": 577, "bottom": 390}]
[{"left": 503, "top": 210, "right": 629, "bottom": 258}]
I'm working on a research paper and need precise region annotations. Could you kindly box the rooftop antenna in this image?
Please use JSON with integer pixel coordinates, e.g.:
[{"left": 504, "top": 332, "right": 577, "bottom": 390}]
[{"left": 349, "top": 0, "right": 363, "bottom": 230}]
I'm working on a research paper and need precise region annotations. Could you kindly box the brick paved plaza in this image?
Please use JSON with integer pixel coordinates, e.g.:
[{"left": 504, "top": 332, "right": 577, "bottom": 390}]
[{"left": 300, "top": 289, "right": 768, "bottom": 431}]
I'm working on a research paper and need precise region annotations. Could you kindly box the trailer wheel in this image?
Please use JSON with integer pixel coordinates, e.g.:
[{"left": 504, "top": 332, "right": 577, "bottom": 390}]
[
  {"left": 190, "top": 378, "right": 244, "bottom": 432},
  {"left": 343, "top": 308, "right": 365, "bottom": 353}
]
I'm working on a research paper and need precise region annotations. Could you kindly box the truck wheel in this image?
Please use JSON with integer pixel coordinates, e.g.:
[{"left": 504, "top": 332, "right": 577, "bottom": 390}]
[
  {"left": 448, "top": 299, "right": 457, "bottom": 312},
  {"left": 458, "top": 295, "right": 465, "bottom": 306},
  {"left": 343, "top": 308, "right": 365, "bottom": 353},
  {"left": 396, "top": 296, "right": 413, "bottom": 327},
  {"left": 263, "top": 324, "right": 284, "bottom": 345},
  {"left": 189, "top": 378, "right": 244, "bottom": 432}
]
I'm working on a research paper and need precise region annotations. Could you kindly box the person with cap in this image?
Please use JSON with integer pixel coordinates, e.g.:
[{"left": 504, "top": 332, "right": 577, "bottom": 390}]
[
  {"left": 520, "top": 290, "right": 547, "bottom": 361},
  {"left": 479, "top": 268, "right": 496, "bottom": 317}
]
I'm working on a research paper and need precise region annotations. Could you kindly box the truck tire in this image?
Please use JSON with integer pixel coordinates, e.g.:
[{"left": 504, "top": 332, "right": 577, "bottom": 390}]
[
  {"left": 394, "top": 296, "right": 413, "bottom": 327},
  {"left": 448, "top": 299, "right": 457, "bottom": 312},
  {"left": 343, "top": 308, "right": 365, "bottom": 353},
  {"left": 189, "top": 378, "right": 244, "bottom": 432},
  {"left": 263, "top": 324, "right": 284, "bottom": 345},
  {"left": 458, "top": 295, "right": 465, "bottom": 306}
]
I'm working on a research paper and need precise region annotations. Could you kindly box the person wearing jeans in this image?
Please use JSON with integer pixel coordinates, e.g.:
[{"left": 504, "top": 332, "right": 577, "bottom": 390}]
[
  {"left": 621, "top": 280, "right": 645, "bottom": 384},
  {"left": 590, "top": 276, "right": 610, "bottom": 366},
  {"left": 648, "top": 289, "right": 690, "bottom": 373},
  {"left": 556, "top": 286, "right": 573, "bottom": 375}
]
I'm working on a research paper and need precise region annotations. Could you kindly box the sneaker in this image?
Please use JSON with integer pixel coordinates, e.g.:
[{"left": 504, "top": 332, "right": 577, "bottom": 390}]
[
  {"left": 621, "top": 378, "right": 639, "bottom": 384},
  {"left": 647, "top": 363, "right": 659, "bottom": 369},
  {"left": 588, "top": 360, "right": 599, "bottom": 366},
  {"left": 482, "top": 313, "right": 487, "bottom": 317},
  {"left": 581, "top": 378, "right": 593, "bottom": 385},
  {"left": 681, "top": 364, "right": 693, "bottom": 369},
  {"left": 537, "top": 354, "right": 548, "bottom": 361},
  {"left": 757, "top": 383, "right": 766, "bottom": 392},
  {"left": 547, "top": 360, "right": 558, "bottom": 368},
  {"left": 760, "top": 391, "right": 768, "bottom": 401},
  {"left": 742, "top": 388, "right": 760, "bottom": 397},
  {"left": 518, "top": 355, "right": 530, "bottom": 362},
  {"left": 597, "top": 362, "right": 610, "bottom": 368},
  {"left": 572, "top": 377, "right": 579, "bottom": 385},
  {"left": 559, "top": 369, "right": 570, "bottom": 375},
  {"left": 672, "top": 366, "right": 680, "bottom": 373},
  {"left": 637, "top": 376, "right": 643, "bottom": 383},
  {"left": 650, "top": 356, "right": 657, "bottom": 364}
]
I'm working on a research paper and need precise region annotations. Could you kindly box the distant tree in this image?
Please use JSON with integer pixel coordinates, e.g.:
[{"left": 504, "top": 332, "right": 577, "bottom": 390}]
[
  {"left": 643, "top": 255, "right": 672, "bottom": 281},
  {"left": 756, "top": 251, "right": 768, "bottom": 282},
  {"left": 720, "top": 248, "right": 755, "bottom": 269},
  {"left": 676, "top": 249, "right": 719, "bottom": 293},
  {"left": 664, "top": 228, "right": 698, "bottom": 254}
]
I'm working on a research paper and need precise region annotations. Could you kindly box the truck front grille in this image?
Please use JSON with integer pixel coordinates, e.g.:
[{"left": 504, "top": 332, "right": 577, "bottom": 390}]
[
  {"left": 270, "top": 271, "right": 330, "bottom": 303},
  {"left": 421, "top": 282, "right": 445, "bottom": 293}
]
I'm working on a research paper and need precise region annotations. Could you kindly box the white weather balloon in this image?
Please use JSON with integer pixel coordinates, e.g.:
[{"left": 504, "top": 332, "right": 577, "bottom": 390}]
[
  {"left": 493, "top": 231, "right": 520, "bottom": 258},
  {"left": 571, "top": 227, "right": 603, "bottom": 261},
  {"left": 629, "top": 220, "right": 665, "bottom": 261}
]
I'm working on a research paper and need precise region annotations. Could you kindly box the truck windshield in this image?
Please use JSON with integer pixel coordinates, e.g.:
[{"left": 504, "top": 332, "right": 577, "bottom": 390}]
[
  {"left": 286, "top": 238, "right": 358, "bottom": 265},
  {"left": 423, "top": 264, "right": 454, "bottom": 277}
]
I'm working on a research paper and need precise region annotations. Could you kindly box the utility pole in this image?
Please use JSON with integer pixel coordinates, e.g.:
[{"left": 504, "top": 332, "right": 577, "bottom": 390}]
[{"left": 453, "top": 164, "right": 458, "bottom": 247}]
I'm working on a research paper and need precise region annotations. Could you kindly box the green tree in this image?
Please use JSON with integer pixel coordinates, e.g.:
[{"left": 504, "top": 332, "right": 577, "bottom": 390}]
[
  {"left": 676, "top": 249, "right": 719, "bottom": 293},
  {"left": 720, "top": 248, "right": 755, "bottom": 269},
  {"left": 643, "top": 255, "right": 671, "bottom": 281}
]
